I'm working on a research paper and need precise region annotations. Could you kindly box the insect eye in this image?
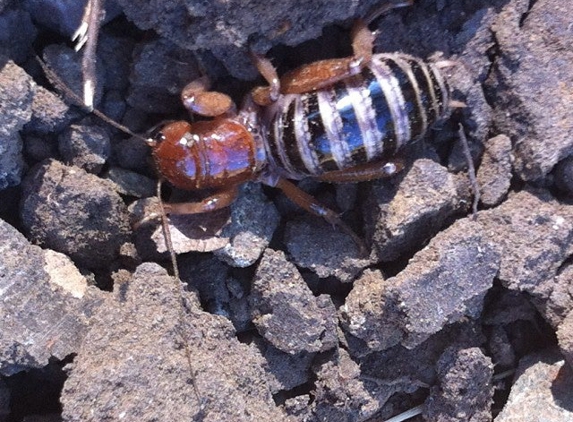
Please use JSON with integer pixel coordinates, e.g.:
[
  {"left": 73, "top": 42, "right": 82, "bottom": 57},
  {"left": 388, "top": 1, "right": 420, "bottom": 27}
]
[{"left": 153, "top": 132, "right": 167, "bottom": 143}]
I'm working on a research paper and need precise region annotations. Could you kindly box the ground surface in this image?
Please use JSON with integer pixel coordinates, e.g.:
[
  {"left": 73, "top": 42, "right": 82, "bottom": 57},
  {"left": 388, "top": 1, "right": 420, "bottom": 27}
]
[{"left": 1, "top": 0, "right": 573, "bottom": 421}]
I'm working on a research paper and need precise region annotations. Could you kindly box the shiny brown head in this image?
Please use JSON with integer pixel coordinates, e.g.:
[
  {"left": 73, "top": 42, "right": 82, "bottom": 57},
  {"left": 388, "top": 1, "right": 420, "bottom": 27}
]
[{"left": 149, "top": 118, "right": 261, "bottom": 191}]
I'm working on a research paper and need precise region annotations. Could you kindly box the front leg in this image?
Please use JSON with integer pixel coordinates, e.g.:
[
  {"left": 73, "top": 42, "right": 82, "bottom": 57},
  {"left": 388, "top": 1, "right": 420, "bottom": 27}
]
[
  {"left": 134, "top": 186, "right": 239, "bottom": 230},
  {"left": 164, "top": 186, "right": 240, "bottom": 215},
  {"left": 181, "top": 75, "right": 236, "bottom": 117}
]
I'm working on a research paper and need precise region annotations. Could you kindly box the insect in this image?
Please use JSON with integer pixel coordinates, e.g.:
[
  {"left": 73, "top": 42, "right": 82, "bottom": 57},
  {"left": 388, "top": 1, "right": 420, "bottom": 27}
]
[
  {"left": 145, "top": 0, "right": 452, "bottom": 255},
  {"left": 39, "top": 1, "right": 467, "bottom": 419}
]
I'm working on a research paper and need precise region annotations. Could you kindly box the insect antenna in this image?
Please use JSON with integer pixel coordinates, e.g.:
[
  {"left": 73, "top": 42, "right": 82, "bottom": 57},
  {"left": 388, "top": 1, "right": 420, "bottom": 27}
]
[
  {"left": 155, "top": 180, "right": 205, "bottom": 413},
  {"left": 35, "top": 53, "right": 205, "bottom": 415},
  {"left": 34, "top": 54, "right": 148, "bottom": 143}
]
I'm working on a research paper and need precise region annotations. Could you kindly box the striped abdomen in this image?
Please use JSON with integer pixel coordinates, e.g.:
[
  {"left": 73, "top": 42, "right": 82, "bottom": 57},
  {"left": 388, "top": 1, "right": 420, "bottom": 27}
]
[{"left": 262, "top": 53, "right": 450, "bottom": 179}]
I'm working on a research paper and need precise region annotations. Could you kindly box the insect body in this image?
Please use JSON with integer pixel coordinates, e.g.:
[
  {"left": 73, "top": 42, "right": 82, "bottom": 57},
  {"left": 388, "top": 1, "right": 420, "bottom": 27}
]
[
  {"left": 145, "top": 1, "right": 453, "bottom": 252},
  {"left": 150, "top": 52, "right": 451, "bottom": 252},
  {"left": 262, "top": 53, "right": 450, "bottom": 179}
]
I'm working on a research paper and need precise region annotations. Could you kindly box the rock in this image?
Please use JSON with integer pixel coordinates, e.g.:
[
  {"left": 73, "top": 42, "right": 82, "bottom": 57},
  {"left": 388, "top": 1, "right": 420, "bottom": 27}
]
[
  {"left": 338, "top": 322, "right": 487, "bottom": 419},
  {"left": 250, "top": 249, "right": 337, "bottom": 354},
  {"left": 542, "top": 263, "right": 573, "bottom": 329},
  {"left": 58, "top": 122, "right": 111, "bottom": 173},
  {"left": 115, "top": 0, "right": 386, "bottom": 79},
  {"left": 495, "top": 349, "right": 573, "bottom": 421},
  {"left": 128, "top": 38, "right": 201, "bottom": 114},
  {"left": 23, "top": 134, "right": 58, "bottom": 162},
  {"left": 25, "top": 85, "right": 72, "bottom": 135},
  {"left": 283, "top": 395, "right": 312, "bottom": 421},
  {"left": 487, "top": 0, "right": 573, "bottom": 181},
  {"left": 43, "top": 249, "right": 89, "bottom": 299},
  {"left": 0, "top": 9, "right": 36, "bottom": 63},
  {"left": 424, "top": 347, "right": 494, "bottom": 422},
  {"left": 215, "top": 183, "right": 280, "bottom": 268},
  {"left": 0, "top": 60, "right": 34, "bottom": 189},
  {"left": 341, "top": 219, "right": 500, "bottom": 351},
  {"left": 0, "top": 218, "right": 103, "bottom": 376},
  {"left": 488, "top": 326, "right": 516, "bottom": 369},
  {"left": 23, "top": 0, "right": 120, "bottom": 38},
  {"left": 285, "top": 216, "right": 370, "bottom": 282},
  {"left": 364, "top": 158, "right": 462, "bottom": 262},
  {"left": 554, "top": 156, "right": 573, "bottom": 197},
  {"left": 482, "top": 290, "right": 539, "bottom": 327},
  {"left": 477, "top": 134, "right": 513, "bottom": 207},
  {"left": 113, "top": 135, "right": 151, "bottom": 172},
  {"left": 61, "top": 263, "right": 287, "bottom": 421},
  {"left": 20, "top": 159, "right": 132, "bottom": 269},
  {"left": 103, "top": 166, "right": 155, "bottom": 198},
  {"left": 476, "top": 189, "right": 573, "bottom": 292},
  {"left": 179, "top": 255, "right": 234, "bottom": 320},
  {"left": 259, "top": 343, "right": 313, "bottom": 394},
  {"left": 557, "top": 311, "right": 573, "bottom": 370},
  {"left": 311, "top": 349, "right": 382, "bottom": 421}
]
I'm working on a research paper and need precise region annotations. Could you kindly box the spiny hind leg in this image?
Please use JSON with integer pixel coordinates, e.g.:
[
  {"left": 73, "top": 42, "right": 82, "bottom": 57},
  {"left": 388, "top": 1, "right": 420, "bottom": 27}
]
[
  {"left": 352, "top": 0, "right": 413, "bottom": 64},
  {"left": 268, "top": 177, "right": 368, "bottom": 256},
  {"left": 250, "top": 53, "right": 362, "bottom": 105},
  {"left": 316, "top": 158, "right": 405, "bottom": 183}
]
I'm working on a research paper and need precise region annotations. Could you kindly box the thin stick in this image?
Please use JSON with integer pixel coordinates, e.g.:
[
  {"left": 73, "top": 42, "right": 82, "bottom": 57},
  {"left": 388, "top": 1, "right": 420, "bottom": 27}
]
[
  {"left": 458, "top": 123, "right": 480, "bottom": 218},
  {"left": 156, "top": 180, "right": 180, "bottom": 281},
  {"left": 82, "top": 0, "right": 102, "bottom": 110},
  {"left": 382, "top": 405, "right": 423, "bottom": 422},
  {"left": 71, "top": 0, "right": 103, "bottom": 110}
]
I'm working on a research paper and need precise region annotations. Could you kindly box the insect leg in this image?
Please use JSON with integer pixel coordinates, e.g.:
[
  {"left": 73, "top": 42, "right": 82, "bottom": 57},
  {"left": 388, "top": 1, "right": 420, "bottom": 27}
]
[
  {"left": 248, "top": 21, "right": 376, "bottom": 103},
  {"left": 250, "top": 3, "right": 412, "bottom": 102},
  {"left": 250, "top": 52, "right": 281, "bottom": 105},
  {"left": 349, "top": 19, "right": 375, "bottom": 72},
  {"left": 272, "top": 177, "right": 368, "bottom": 255},
  {"left": 181, "top": 75, "right": 237, "bottom": 117},
  {"left": 316, "top": 159, "right": 405, "bottom": 183},
  {"left": 163, "top": 186, "right": 240, "bottom": 215},
  {"left": 251, "top": 0, "right": 414, "bottom": 102},
  {"left": 350, "top": 1, "right": 413, "bottom": 73}
]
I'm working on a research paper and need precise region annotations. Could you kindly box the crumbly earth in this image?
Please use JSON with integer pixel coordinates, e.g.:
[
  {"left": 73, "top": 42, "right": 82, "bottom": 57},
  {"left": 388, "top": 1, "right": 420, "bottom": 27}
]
[{"left": 1, "top": 0, "right": 573, "bottom": 421}]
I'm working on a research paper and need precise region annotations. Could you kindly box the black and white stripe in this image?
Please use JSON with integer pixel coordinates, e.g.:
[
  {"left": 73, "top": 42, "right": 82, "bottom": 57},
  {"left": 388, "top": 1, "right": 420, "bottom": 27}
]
[{"left": 263, "top": 53, "right": 450, "bottom": 179}]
